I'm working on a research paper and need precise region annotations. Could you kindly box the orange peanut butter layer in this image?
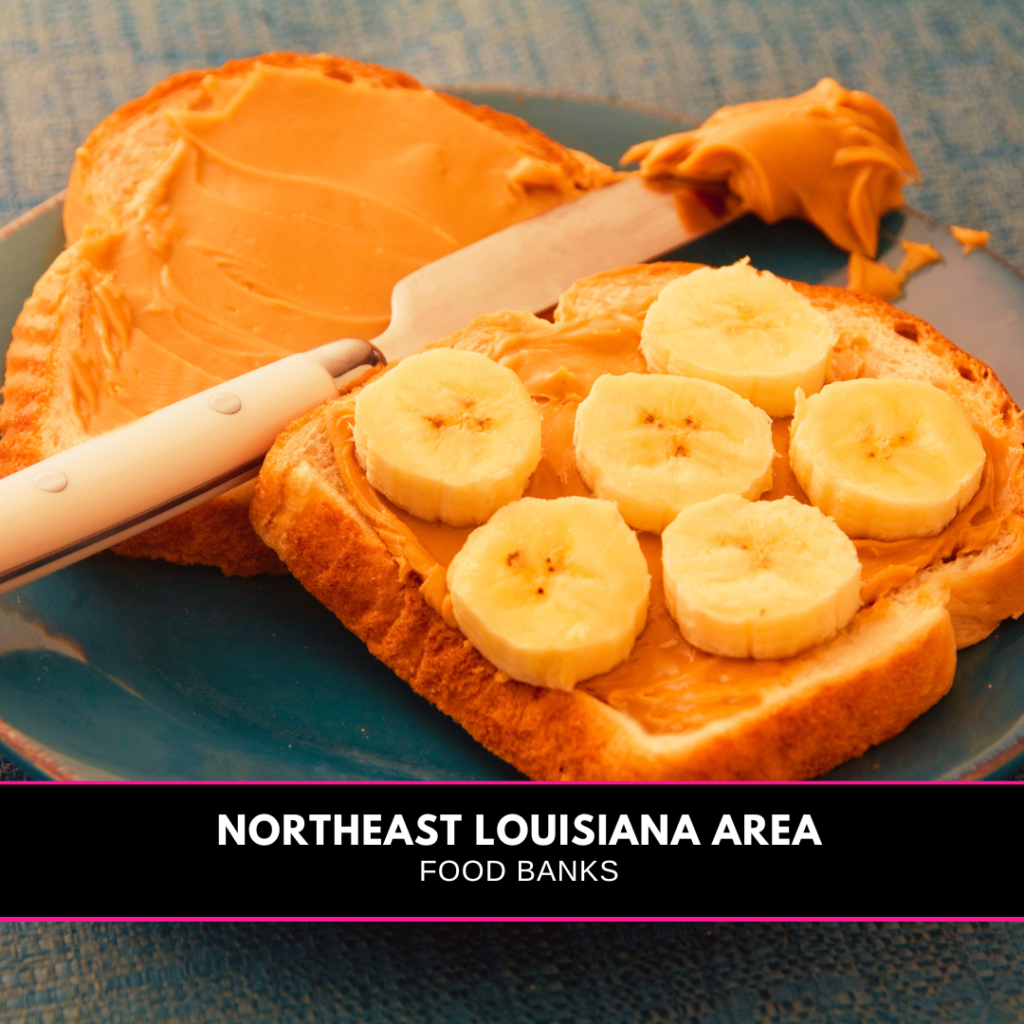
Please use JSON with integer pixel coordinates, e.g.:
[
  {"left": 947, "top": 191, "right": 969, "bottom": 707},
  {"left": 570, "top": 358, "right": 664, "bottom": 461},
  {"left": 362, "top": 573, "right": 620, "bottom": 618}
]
[{"left": 61, "top": 63, "right": 616, "bottom": 437}]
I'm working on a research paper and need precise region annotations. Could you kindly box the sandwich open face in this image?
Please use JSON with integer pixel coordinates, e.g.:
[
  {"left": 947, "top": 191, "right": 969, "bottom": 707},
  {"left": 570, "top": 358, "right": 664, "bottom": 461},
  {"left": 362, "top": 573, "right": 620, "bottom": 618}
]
[
  {"left": 0, "top": 53, "right": 616, "bottom": 575},
  {"left": 250, "top": 261, "right": 1024, "bottom": 780}
]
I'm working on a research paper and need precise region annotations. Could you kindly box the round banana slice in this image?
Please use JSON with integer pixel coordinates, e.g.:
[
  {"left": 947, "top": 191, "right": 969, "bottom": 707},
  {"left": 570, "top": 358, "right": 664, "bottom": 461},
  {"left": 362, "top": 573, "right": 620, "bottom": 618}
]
[
  {"left": 662, "top": 494, "right": 862, "bottom": 660},
  {"left": 447, "top": 496, "right": 650, "bottom": 690},
  {"left": 789, "top": 378, "right": 986, "bottom": 540},
  {"left": 640, "top": 259, "right": 837, "bottom": 417},
  {"left": 573, "top": 372, "right": 774, "bottom": 533},
  {"left": 354, "top": 348, "right": 542, "bottom": 527}
]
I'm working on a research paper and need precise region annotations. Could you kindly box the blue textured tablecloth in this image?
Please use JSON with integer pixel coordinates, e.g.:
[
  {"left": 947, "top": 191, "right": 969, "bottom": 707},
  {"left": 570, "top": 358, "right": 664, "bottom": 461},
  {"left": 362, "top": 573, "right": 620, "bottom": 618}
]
[
  {"left": 3, "top": 3, "right": 1024, "bottom": 1012},
  {"left": 2, "top": 921, "right": 1024, "bottom": 1023}
]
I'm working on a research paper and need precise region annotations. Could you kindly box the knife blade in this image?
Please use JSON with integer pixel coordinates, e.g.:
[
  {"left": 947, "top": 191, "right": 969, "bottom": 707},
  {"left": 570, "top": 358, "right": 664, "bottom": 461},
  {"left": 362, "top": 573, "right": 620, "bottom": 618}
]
[{"left": 0, "top": 176, "right": 734, "bottom": 593}]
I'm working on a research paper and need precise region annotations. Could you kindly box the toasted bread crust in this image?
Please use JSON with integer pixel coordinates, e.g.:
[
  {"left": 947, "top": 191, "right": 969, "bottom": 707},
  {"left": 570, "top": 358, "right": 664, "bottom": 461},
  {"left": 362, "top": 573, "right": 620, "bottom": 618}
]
[
  {"left": 252, "top": 410, "right": 958, "bottom": 779},
  {"left": 250, "top": 266, "right": 1024, "bottom": 779},
  {"left": 111, "top": 480, "right": 288, "bottom": 575},
  {"left": 1, "top": 53, "right": 608, "bottom": 577}
]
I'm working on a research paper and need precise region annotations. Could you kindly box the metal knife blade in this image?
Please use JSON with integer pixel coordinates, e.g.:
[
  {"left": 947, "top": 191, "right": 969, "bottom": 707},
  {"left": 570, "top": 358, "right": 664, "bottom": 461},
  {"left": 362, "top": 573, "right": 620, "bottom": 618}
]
[
  {"left": 0, "top": 177, "right": 733, "bottom": 593},
  {"left": 375, "top": 176, "right": 706, "bottom": 359}
]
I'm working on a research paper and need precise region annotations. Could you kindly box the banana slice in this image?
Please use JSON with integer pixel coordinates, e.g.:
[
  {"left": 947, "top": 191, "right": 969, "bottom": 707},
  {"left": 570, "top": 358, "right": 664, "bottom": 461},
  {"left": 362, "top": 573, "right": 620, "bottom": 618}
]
[
  {"left": 662, "top": 494, "right": 861, "bottom": 659},
  {"left": 640, "top": 258, "right": 837, "bottom": 417},
  {"left": 354, "top": 348, "right": 542, "bottom": 527},
  {"left": 447, "top": 496, "right": 650, "bottom": 690},
  {"left": 573, "top": 372, "right": 774, "bottom": 533},
  {"left": 789, "top": 378, "right": 986, "bottom": 540}
]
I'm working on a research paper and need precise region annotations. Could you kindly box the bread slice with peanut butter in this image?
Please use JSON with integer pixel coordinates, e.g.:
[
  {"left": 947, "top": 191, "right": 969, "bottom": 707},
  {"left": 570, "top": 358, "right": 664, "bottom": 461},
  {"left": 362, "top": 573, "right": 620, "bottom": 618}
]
[
  {"left": 0, "top": 52, "right": 616, "bottom": 576},
  {"left": 249, "top": 262, "right": 1024, "bottom": 780}
]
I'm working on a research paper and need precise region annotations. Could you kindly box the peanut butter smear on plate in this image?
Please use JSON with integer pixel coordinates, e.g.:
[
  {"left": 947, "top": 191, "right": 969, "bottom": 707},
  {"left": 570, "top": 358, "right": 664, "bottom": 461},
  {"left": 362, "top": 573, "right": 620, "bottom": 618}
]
[
  {"left": 847, "top": 240, "right": 942, "bottom": 301},
  {"left": 951, "top": 225, "right": 991, "bottom": 255}
]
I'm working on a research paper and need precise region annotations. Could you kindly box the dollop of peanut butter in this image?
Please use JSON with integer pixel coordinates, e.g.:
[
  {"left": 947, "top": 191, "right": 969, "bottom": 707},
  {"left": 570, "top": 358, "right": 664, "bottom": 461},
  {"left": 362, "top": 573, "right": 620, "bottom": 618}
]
[
  {"left": 324, "top": 312, "right": 1015, "bottom": 736},
  {"left": 847, "top": 239, "right": 942, "bottom": 301},
  {"left": 64, "top": 64, "right": 614, "bottom": 435},
  {"left": 951, "top": 225, "right": 991, "bottom": 255},
  {"left": 622, "top": 78, "right": 918, "bottom": 258}
]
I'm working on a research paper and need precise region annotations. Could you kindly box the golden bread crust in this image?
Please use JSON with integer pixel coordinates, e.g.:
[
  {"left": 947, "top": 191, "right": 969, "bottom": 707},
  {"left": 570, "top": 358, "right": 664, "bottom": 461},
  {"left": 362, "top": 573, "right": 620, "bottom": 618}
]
[
  {"left": 1, "top": 53, "right": 609, "bottom": 578},
  {"left": 250, "top": 265, "right": 1024, "bottom": 779},
  {"left": 253, "top": 409, "right": 958, "bottom": 779},
  {"left": 111, "top": 480, "right": 287, "bottom": 575}
]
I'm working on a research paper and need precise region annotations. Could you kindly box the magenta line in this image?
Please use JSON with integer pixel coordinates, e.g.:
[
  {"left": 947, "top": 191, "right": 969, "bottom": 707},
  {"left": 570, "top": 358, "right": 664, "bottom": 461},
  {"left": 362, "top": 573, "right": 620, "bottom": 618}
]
[
  {"left": 4, "top": 778, "right": 1023, "bottom": 785},
  {"left": 4, "top": 916, "right": 1024, "bottom": 923}
]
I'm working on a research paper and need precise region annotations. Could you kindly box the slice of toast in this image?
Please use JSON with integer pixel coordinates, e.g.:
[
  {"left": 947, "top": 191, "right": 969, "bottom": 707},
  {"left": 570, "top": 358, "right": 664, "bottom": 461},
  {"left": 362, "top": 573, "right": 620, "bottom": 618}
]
[
  {"left": 0, "top": 52, "right": 613, "bottom": 577},
  {"left": 249, "top": 263, "right": 1024, "bottom": 779}
]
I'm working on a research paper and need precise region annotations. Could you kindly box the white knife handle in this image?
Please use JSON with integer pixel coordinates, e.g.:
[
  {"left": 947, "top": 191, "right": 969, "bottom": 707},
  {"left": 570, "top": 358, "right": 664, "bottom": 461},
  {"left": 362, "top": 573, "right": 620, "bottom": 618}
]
[{"left": 0, "top": 337, "right": 383, "bottom": 594}]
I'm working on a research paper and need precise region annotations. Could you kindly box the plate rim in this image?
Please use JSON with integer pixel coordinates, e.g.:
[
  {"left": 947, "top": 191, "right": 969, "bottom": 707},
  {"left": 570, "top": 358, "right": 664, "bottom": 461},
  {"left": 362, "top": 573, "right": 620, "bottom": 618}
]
[
  {"left": 438, "top": 81, "right": 702, "bottom": 125},
  {"left": 0, "top": 189, "right": 65, "bottom": 240}
]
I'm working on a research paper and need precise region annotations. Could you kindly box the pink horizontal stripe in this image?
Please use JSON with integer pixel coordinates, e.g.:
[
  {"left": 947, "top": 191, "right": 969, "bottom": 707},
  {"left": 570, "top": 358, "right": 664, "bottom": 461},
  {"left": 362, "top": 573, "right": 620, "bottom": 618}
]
[
  {"left": 4, "top": 778, "right": 1024, "bottom": 785},
  {"left": 4, "top": 916, "right": 1024, "bottom": 923}
]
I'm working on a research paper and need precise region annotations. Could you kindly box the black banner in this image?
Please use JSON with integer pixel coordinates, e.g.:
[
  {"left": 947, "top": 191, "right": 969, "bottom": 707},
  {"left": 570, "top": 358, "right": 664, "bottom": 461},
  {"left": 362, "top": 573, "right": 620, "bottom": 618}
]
[{"left": 3, "top": 782, "right": 1018, "bottom": 918}]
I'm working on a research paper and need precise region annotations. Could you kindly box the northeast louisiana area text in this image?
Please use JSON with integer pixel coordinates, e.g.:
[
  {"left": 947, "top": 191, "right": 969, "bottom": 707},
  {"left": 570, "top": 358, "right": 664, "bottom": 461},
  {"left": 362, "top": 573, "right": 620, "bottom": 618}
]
[{"left": 217, "top": 812, "right": 822, "bottom": 847}]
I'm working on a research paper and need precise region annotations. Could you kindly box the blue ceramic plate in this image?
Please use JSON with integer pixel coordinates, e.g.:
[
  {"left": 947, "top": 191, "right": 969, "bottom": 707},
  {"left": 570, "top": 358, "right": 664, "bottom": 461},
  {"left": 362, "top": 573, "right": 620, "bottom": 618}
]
[{"left": 2, "top": 90, "right": 1023, "bottom": 780}]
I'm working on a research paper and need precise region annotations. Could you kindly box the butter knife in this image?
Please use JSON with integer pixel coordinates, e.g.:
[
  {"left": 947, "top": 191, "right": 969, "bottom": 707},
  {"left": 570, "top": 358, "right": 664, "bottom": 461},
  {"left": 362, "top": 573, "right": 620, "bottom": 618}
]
[{"left": 0, "top": 177, "right": 732, "bottom": 593}]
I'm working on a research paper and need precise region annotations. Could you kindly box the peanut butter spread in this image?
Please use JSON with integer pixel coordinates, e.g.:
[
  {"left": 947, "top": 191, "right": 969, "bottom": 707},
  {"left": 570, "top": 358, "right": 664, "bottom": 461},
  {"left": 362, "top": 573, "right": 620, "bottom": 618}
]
[
  {"left": 622, "top": 78, "right": 918, "bottom": 258},
  {"left": 65, "top": 64, "right": 611, "bottom": 435},
  {"left": 951, "top": 226, "right": 991, "bottom": 255},
  {"left": 324, "top": 312, "right": 1016, "bottom": 736},
  {"left": 847, "top": 240, "right": 942, "bottom": 301}
]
